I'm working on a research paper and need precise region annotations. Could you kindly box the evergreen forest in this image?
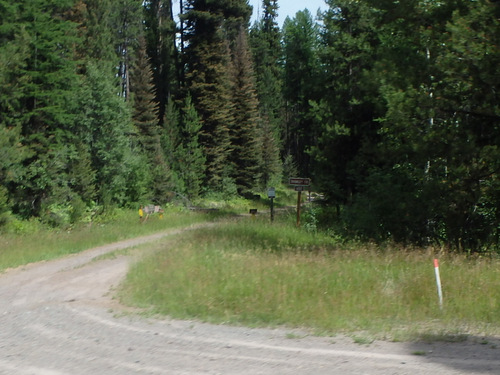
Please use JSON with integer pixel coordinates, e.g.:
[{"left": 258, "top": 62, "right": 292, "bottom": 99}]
[{"left": 1, "top": 0, "right": 499, "bottom": 252}]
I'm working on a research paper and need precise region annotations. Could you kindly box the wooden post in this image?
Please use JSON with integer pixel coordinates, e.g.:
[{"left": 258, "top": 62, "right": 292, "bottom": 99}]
[
  {"left": 296, "top": 190, "right": 302, "bottom": 227},
  {"left": 267, "top": 187, "right": 276, "bottom": 223},
  {"left": 270, "top": 197, "right": 274, "bottom": 222}
]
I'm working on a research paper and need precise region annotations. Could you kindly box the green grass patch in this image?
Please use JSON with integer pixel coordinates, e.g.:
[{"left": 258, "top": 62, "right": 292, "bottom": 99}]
[
  {"left": 119, "top": 218, "right": 500, "bottom": 339},
  {"left": 0, "top": 208, "right": 213, "bottom": 272}
]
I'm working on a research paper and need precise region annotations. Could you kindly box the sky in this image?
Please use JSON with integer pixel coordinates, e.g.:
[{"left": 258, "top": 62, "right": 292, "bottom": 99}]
[{"left": 248, "top": 0, "right": 327, "bottom": 26}]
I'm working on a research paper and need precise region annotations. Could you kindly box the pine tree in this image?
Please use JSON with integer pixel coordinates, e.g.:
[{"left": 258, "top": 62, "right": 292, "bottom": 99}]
[
  {"left": 309, "top": 0, "right": 381, "bottom": 205},
  {"left": 430, "top": 1, "right": 500, "bottom": 249},
  {"left": 229, "top": 27, "right": 261, "bottom": 194},
  {"left": 365, "top": 0, "right": 483, "bottom": 245}
]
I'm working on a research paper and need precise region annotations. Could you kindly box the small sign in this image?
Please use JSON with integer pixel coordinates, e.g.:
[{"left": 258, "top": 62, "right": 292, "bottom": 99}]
[
  {"left": 294, "top": 186, "right": 307, "bottom": 192},
  {"left": 267, "top": 187, "right": 276, "bottom": 199},
  {"left": 289, "top": 177, "right": 310, "bottom": 186}
]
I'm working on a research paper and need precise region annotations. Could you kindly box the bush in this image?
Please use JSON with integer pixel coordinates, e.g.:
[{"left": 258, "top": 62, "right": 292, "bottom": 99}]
[{"left": 4, "top": 216, "right": 44, "bottom": 235}]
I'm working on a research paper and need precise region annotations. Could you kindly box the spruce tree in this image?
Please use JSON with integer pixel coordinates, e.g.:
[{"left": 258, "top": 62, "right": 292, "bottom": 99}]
[
  {"left": 249, "top": 0, "right": 283, "bottom": 186},
  {"left": 0, "top": 1, "right": 28, "bottom": 220},
  {"left": 178, "top": 94, "right": 206, "bottom": 198},
  {"left": 78, "top": 0, "right": 116, "bottom": 62},
  {"left": 130, "top": 36, "right": 172, "bottom": 203},
  {"left": 161, "top": 97, "right": 183, "bottom": 193},
  {"left": 183, "top": 0, "right": 259, "bottom": 191},
  {"left": 13, "top": 0, "right": 82, "bottom": 217},
  {"left": 75, "top": 61, "right": 148, "bottom": 206},
  {"left": 183, "top": 0, "right": 236, "bottom": 189}
]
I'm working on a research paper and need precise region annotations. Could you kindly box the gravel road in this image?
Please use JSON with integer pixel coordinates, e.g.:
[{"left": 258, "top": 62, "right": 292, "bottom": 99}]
[{"left": 1, "top": 226, "right": 499, "bottom": 374}]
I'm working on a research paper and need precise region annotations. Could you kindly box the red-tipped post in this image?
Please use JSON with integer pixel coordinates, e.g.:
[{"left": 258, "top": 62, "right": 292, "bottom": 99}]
[{"left": 434, "top": 259, "right": 443, "bottom": 310}]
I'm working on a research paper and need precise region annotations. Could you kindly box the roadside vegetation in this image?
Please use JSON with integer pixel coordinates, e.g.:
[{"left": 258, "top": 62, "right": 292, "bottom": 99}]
[
  {"left": 0, "top": 207, "right": 214, "bottom": 272},
  {"left": 118, "top": 211, "right": 500, "bottom": 341},
  {"left": 2, "top": 193, "right": 499, "bottom": 341},
  {"left": 0, "top": 189, "right": 284, "bottom": 272}
]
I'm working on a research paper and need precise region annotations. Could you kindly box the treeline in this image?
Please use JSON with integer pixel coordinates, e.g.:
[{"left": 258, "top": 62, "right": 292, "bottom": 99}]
[{"left": 0, "top": 0, "right": 499, "bottom": 251}]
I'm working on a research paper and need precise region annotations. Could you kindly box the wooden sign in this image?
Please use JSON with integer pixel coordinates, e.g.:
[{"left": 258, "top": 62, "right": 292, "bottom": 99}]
[{"left": 289, "top": 177, "right": 310, "bottom": 186}]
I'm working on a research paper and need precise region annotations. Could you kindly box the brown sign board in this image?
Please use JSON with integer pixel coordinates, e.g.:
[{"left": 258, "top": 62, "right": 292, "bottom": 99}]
[{"left": 289, "top": 177, "right": 310, "bottom": 186}]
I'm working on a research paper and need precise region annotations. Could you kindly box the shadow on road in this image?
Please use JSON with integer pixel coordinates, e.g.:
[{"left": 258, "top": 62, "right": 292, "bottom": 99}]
[{"left": 407, "top": 334, "right": 500, "bottom": 373}]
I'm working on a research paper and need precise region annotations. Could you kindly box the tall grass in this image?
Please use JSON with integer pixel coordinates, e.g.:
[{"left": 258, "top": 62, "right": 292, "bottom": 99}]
[
  {"left": 120, "top": 218, "right": 500, "bottom": 339},
  {"left": 0, "top": 209, "right": 211, "bottom": 271}
]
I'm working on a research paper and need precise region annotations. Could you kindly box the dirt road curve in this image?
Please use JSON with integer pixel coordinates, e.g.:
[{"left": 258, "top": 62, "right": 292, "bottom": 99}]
[{"left": 1, "top": 226, "right": 499, "bottom": 375}]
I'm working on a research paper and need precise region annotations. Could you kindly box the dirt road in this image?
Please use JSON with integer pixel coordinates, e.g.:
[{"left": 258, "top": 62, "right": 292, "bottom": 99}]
[{"left": 0, "top": 226, "right": 499, "bottom": 374}]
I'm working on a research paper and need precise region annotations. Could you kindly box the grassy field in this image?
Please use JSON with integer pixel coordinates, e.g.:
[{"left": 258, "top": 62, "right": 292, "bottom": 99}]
[
  {"left": 0, "top": 208, "right": 213, "bottom": 272},
  {"left": 119, "top": 216, "right": 500, "bottom": 341}
]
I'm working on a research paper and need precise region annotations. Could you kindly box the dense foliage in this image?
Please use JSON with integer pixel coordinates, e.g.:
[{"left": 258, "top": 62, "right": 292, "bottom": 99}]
[{"left": 0, "top": 0, "right": 499, "bottom": 251}]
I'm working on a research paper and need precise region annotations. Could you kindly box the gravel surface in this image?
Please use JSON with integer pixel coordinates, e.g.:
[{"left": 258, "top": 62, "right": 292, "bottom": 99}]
[{"left": 1, "top": 226, "right": 499, "bottom": 374}]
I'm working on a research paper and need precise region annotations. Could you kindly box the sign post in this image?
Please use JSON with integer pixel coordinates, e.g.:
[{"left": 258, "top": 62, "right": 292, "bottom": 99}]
[
  {"left": 296, "top": 190, "right": 302, "bottom": 227},
  {"left": 267, "top": 187, "right": 276, "bottom": 222},
  {"left": 289, "top": 178, "right": 311, "bottom": 227}
]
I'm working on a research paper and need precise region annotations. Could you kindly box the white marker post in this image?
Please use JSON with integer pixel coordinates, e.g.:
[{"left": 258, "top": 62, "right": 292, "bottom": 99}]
[{"left": 434, "top": 259, "right": 443, "bottom": 310}]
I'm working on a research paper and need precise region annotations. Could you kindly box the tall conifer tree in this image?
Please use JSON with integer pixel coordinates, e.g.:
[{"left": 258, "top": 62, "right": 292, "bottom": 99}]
[
  {"left": 144, "top": 0, "right": 179, "bottom": 124},
  {"left": 78, "top": 0, "right": 116, "bottom": 62},
  {"left": 13, "top": 0, "right": 81, "bottom": 217},
  {"left": 130, "top": 36, "right": 172, "bottom": 203},
  {"left": 282, "top": 10, "right": 322, "bottom": 177},
  {"left": 178, "top": 94, "right": 206, "bottom": 198},
  {"left": 182, "top": 0, "right": 258, "bottom": 191},
  {"left": 183, "top": 0, "right": 233, "bottom": 189},
  {"left": 229, "top": 27, "right": 261, "bottom": 193},
  {"left": 309, "top": 0, "right": 380, "bottom": 205},
  {"left": 0, "top": 1, "right": 29, "bottom": 220},
  {"left": 249, "top": 0, "right": 283, "bottom": 186}
]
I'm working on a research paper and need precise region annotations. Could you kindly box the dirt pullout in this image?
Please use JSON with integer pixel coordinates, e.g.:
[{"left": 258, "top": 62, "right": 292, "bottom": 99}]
[{"left": 0, "top": 225, "right": 499, "bottom": 374}]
